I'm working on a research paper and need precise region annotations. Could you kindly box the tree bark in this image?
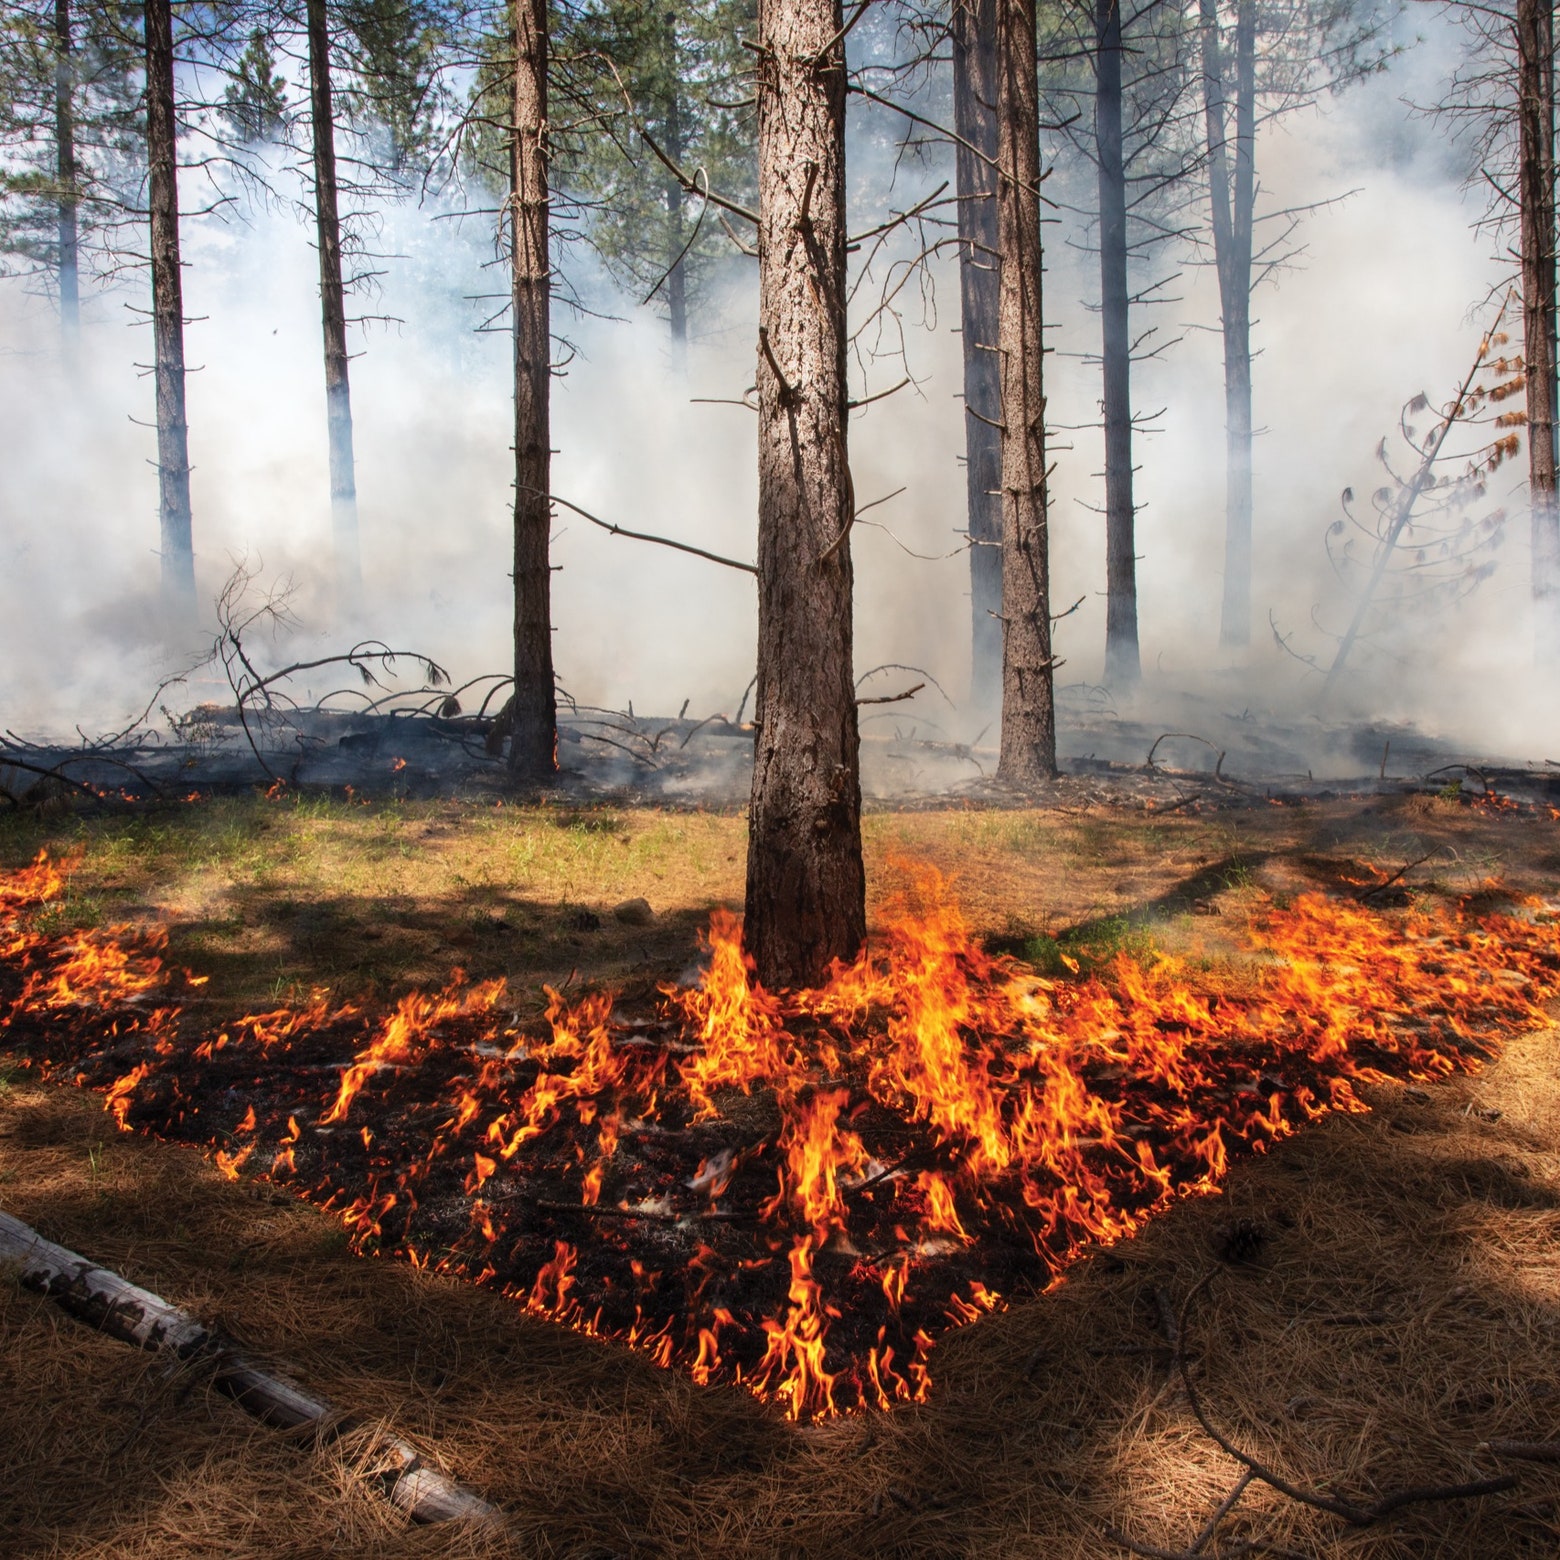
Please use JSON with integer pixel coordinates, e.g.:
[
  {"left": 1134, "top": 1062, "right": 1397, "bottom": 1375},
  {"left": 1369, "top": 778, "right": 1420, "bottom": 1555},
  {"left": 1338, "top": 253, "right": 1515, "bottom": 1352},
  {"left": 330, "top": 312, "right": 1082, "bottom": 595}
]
[
  {"left": 509, "top": 0, "right": 558, "bottom": 781},
  {"left": 1519, "top": 0, "right": 1560, "bottom": 662},
  {"left": 995, "top": 0, "right": 1057, "bottom": 785},
  {"left": 1204, "top": 0, "right": 1256, "bottom": 652},
  {"left": 1096, "top": 0, "right": 1139, "bottom": 689},
  {"left": 54, "top": 0, "right": 79, "bottom": 343},
  {"left": 952, "top": 0, "right": 1003, "bottom": 711},
  {"left": 0, "top": 1209, "right": 502, "bottom": 1526},
  {"left": 664, "top": 10, "right": 688, "bottom": 349},
  {"left": 744, "top": 0, "right": 865, "bottom": 989},
  {"left": 145, "top": 0, "right": 194, "bottom": 617},
  {"left": 307, "top": 0, "right": 361, "bottom": 609}
]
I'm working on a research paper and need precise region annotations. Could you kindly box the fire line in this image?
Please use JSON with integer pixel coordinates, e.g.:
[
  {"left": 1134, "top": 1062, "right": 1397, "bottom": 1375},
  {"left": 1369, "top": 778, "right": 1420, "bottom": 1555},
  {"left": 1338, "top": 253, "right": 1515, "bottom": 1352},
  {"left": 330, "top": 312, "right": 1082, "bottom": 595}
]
[{"left": 3, "top": 851, "right": 1557, "bottom": 1420}]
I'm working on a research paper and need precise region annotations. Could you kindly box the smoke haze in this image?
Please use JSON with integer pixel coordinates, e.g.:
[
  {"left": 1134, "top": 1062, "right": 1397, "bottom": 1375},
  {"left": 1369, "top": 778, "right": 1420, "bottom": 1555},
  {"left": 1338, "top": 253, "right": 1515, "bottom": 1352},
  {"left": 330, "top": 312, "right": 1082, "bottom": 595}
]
[{"left": 0, "top": 12, "right": 1549, "bottom": 770}]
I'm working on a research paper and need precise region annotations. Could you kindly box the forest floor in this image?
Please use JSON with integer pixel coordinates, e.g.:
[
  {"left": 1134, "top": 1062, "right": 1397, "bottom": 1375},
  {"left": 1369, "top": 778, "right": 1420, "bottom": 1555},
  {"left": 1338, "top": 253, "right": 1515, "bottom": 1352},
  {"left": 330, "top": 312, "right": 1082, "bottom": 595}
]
[{"left": 4, "top": 786, "right": 1560, "bottom": 1557}]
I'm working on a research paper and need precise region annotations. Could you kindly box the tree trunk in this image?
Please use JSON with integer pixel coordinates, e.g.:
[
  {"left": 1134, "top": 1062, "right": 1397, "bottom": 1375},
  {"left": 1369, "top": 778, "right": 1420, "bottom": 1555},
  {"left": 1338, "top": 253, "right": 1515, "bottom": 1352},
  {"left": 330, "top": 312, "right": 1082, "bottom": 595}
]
[
  {"left": 1097, "top": 0, "right": 1138, "bottom": 689},
  {"left": 307, "top": 0, "right": 361, "bottom": 609},
  {"left": 1204, "top": 0, "right": 1256, "bottom": 652},
  {"left": 54, "top": 0, "right": 78, "bottom": 343},
  {"left": 145, "top": 0, "right": 194, "bottom": 617},
  {"left": 664, "top": 10, "right": 688, "bottom": 349},
  {"left": 995, "top": 0, "right": 1057, "bottom": 785},
  {"left": 1519, "top": 0, "right": 1560, "bottom": 662},
  {"left": 952, "top": 0, "right": 1003, "bottom": 711},
  {"left": 744, "top": 0, "right": 865, "bottom": 989},
  {"left": 509, "top": 0, "right": 557, "bottom": 781}
]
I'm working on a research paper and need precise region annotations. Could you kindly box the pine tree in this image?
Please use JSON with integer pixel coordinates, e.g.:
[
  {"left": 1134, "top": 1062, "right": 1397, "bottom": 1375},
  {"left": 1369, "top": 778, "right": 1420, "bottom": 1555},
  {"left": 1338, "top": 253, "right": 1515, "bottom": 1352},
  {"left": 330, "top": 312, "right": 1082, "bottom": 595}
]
[{"left": 220, "top": 26, "right": 288, "bottom": 143}]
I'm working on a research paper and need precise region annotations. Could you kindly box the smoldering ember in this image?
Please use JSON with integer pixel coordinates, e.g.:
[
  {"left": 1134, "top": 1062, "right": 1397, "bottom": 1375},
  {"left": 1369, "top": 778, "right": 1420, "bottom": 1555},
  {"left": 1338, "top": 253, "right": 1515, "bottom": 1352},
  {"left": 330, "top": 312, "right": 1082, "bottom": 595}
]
[{"left": 11, "top": 2, "right": 1560, "bottom": 1559}]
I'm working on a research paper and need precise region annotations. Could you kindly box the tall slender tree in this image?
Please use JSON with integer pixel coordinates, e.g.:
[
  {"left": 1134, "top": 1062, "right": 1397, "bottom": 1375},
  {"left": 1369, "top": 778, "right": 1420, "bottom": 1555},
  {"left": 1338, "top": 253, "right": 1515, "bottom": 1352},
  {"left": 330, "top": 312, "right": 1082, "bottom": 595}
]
[
  {"left": 952, "top": 0, "right": 1003, "bottom": 709},
  {"left": 744, "top": 0, "right": 865, "bottom": 987},
  {"left": 1202, "top": 0, "right": 1254, "bottom": 652},
  {"left": 1096, "top": 0, "right": 1139, "bottom": 687},
  {"left": 509, "top": 0, "right": 558, "bottom": 781},
  {"left": 306, "top": 0, "right": 362, "bottom": 604},
  {"left": 995, "top": 0, "right": 1057, "bottom": 784},
  {"left": 145, "top": 0, "right": 194, "bottom": 616},
  {"left": 54, "top": 0, "right": 78, "bottom": 338},
  {"left": 1517, "top": 0, "right": 1559, "bottom": 657}
]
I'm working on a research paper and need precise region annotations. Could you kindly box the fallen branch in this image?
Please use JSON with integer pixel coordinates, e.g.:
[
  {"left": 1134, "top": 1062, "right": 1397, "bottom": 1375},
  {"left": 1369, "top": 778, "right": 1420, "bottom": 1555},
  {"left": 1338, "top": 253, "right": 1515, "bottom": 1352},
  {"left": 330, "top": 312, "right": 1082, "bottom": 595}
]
[{"left": 0, "top": 1210, "right": 501, "bottom": 1527}]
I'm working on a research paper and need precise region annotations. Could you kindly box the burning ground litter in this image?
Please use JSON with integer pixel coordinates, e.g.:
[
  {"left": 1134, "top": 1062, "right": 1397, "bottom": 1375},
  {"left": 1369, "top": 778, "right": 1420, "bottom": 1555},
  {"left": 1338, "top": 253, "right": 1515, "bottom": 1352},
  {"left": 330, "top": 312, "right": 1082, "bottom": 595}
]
[{"left": 6, "top": 844, "right": 1560, "bottom": 1425}]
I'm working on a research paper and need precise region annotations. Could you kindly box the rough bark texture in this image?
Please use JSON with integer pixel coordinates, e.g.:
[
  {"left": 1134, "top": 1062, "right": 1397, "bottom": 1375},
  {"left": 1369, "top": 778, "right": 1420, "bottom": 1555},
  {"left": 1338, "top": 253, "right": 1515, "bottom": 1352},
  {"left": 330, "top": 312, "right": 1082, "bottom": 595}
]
[
  {"left": 744, "top": 0, "right": 866, "bottom": 989},
  {"left": 1203, "top": 0, "right": 1256, "bottom": 652},
  {"left": 307, "top": 0, "right": 361, "bottom": 607},
  {"left": 952, "top": 0, "right": 1003, "bottom": 711},
  {"left": 1097, "top": 0, "right": 1139, "bottom": 689},
  {"left": 994, "top": 0, "right": 1057, "bottom": 785},
  {"left": 54, "top": 0, "right": 78, "bottom": 341},
  {"left": 1519, "top": 0, "right": 1560, "bottom": 662},
  {"left": 509, "top": 0, "right": 558, "bottom": 781},
  {"left": 145, "top": 0, "right": 194, "bottom": 617}
]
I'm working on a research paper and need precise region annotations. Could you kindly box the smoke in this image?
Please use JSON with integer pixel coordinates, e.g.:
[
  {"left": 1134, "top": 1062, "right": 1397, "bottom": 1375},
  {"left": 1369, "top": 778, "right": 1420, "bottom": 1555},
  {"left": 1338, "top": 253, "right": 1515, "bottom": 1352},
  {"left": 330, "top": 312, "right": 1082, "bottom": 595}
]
[{"left": 0, "top": 11, "right": 1552, "bottom": 769}]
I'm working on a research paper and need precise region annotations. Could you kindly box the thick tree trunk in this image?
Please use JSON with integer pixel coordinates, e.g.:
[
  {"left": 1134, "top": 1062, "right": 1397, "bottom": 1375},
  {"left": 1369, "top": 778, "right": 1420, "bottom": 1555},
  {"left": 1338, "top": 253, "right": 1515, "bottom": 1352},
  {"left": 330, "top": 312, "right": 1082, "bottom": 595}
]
[
  {"left": 1519, "top": 0, "right": 1560, "bottom": 662},
  {"left": 307, "top": 0, "right": 361, "bottom": 608},
  {"left": 744, "top": 0, "right": 865, "bottom": 989},
  {"left": 952, "top": 0, "right": 1003, "bottom": 711},
  {"left": 1203, "top": 0, "right": 1256, "bottom": 652},
  {"left": 1096, "top": 0, "right": 1139, "bottom": 689},
  {"left": 994, "top": 0, "right": 1057, "bottom": 785},
  {"left": 144, "top": 0, "right": 194, "bottom": 617},
  {"left": 509, "top": 0, "right": 557, "bottom": 781},
  {"left": 664, "top": 11, "right": 688, "bottom": 348},
  {"left": 54, "top": 0, "right": 78, "bottom": 342}
]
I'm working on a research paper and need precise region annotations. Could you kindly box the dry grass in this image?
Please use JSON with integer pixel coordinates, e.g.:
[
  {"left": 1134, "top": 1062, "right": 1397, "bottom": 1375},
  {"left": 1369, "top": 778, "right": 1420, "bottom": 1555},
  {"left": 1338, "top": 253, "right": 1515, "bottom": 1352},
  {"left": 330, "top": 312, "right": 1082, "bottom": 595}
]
[{"left": 4, "top": 791, "right": 1560, "bottom": 1556}]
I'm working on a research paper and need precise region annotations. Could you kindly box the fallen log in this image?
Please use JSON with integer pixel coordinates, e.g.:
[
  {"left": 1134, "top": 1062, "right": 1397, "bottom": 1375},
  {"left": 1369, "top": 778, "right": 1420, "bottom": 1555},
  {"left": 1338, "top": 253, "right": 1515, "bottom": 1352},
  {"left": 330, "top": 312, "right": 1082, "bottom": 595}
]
[{"left": 0, "top": 1209, "right": 500, "bottom": 1527}]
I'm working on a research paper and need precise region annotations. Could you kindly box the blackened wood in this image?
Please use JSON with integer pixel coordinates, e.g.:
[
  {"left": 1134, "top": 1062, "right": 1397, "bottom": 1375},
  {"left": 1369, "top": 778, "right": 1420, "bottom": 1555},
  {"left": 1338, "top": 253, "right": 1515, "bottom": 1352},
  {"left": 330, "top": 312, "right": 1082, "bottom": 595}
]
[
  {"left": 1097, "top": 0, "right": 1139, "bottom": 689},
  {"left": 510, "top": 0, "right": 558, "bottom": 781},
  {"left": 145, "top": 0, "right": 194, "bottom": 615},
  {"left": 744, "top": 0, "right": 866, "bottom": 988},
  {"left": 994, "top": 0, "right": 1057, "bottom": 785},
  {"left": 952, "top": 0, "right": 1003, "bottom": 709},
  {"left": 307, "top": 0, "right": 361, "bottom": 606}
]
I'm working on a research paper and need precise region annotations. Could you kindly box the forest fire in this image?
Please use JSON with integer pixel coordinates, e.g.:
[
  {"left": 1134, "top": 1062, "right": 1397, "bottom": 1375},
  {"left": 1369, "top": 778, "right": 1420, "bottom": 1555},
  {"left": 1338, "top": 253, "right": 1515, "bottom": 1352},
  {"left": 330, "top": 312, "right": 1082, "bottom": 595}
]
[{"left": 4, "top": 851, "right": 1560, "bottom": 1421}]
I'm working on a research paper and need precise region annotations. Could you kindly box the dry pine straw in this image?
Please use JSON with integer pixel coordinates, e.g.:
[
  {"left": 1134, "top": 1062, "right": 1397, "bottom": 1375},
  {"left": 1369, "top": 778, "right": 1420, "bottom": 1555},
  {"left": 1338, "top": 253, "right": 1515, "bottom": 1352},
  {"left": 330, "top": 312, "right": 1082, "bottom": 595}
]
[
  {"left": 2, "top": 1027, "right": 1560, "bottom": 1555},
  {"left": 4, "top": 793, "right": 1560, "bottom": 1557}
]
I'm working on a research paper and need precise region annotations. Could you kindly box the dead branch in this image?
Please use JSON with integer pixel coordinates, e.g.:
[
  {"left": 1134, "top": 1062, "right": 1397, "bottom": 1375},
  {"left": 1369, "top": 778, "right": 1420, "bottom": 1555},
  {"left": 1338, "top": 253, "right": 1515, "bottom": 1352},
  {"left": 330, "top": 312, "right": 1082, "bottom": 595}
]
[
  {"left": 857, "top": 683, "right": 925, "bottom": 707},
  {"left": 0, "top": 1210, "right": 501, "bottom": 1526},
  {"left": 1354, "top": 850, "right": 1441, "bottom": 903},
  {"left": 1173, "top": 1271, "right": 1517, "bottom": 1527},
  {"left": 545, "top": 491, "right": 757, "bottom": 576}
]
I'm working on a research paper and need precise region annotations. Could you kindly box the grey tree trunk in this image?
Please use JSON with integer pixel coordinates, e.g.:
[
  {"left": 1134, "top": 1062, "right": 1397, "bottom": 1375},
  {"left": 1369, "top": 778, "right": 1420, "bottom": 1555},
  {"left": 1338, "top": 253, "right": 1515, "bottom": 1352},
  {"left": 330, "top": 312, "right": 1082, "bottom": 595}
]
[
  {"left": 744, "top": 0, "right": 865, "bottom": 988},
  {"left": 145, "top": 0, "right": 194, "bottom": 617},
  {"left": 1096, "top": 0, "right": 1139, "bottom": 689},
  {"left": 664, "top": 10, "right": 688, "bottom": 348},
  {"left": 1519, "top": 0, "right": 1560, "bottom": 661},
  {"left": 995, "top": 0, "right": 1057, "bottom": 785},
  {"left": 952, "top": 0, "right": 1003, "bottom": 711},
  {"left": 306, "top": 0, "right": 361, "bottom": 608},
  {"left": 509, "top": 0, "right": 558, "bottom": 781},
  {"left": 54, "top": 0, "right": 79, "bottom": 342},
  {"left": 1203, "top": 0, "right": 1256, "bottom": 651}
]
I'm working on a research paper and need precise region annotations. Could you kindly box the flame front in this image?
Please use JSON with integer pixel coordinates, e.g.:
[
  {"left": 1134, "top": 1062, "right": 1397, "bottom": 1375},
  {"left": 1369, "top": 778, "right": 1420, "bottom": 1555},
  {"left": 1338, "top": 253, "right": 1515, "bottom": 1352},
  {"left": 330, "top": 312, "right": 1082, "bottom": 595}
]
[{"left": 4, "top": 853, "right": 1559, "bottom": 1420}]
